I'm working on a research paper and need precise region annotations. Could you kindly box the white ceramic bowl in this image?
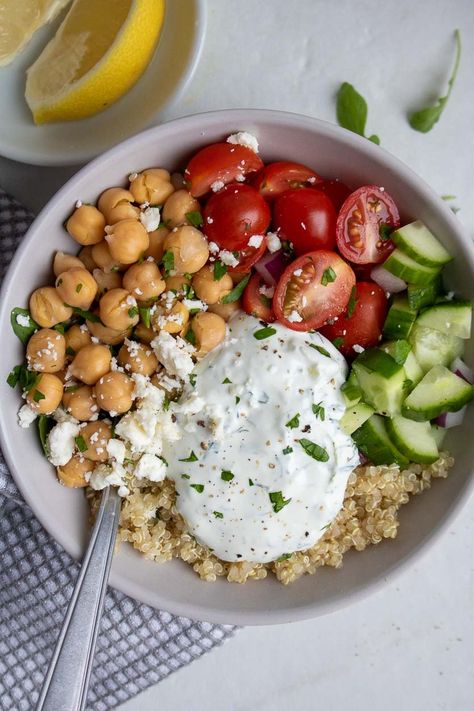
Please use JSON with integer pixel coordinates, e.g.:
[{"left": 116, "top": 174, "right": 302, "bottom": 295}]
[{"left": 1, "top": 110, "right": 473, "bottom": 625}]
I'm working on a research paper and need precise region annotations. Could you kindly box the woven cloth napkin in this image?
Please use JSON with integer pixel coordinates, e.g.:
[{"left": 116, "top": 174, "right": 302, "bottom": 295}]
[{"left": 0, "top": 189, "right": 236, "bottom": 711}]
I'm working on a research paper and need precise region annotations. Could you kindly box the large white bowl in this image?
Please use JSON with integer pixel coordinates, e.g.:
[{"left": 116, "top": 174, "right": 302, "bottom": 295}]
[{"left": 1, "top": 110, "right": 473, "bottom": 625}]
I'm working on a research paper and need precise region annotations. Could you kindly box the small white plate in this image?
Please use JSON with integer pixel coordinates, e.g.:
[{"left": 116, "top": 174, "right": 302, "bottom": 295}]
[{"left": 0, "top": 0, "right": 206, "bottom": 166}]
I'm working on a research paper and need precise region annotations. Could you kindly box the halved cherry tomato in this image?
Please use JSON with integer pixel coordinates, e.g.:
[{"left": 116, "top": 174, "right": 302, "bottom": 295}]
[
  {"left": 273, "top": 188, "right": 337, "bottom": 256},
  {"left": 320, "top": 282, "right": 388, "bottom": 358},
  {"left": 315, "top": 179, "right": 351, "bottom": 212},
  {"left": 252, "top": 161, "right": 321, "bottom": 200},
  {"left": 273, "top": 250, "right": 356, "bottom": 331},
  {"left": 336, "top": 185, "right": 400, "bottom": 264},
  {"left": 228, "top": 239, "right": 267, "bottom": 275},
  {"left": 184, "top": 143, "right": 263, "bottom": 197},
  {"left": 203, "top": 184, "right": 271, "bottom": 252},
  {"left": 242, "top": 273, "right": 275, "bottom": 322}
]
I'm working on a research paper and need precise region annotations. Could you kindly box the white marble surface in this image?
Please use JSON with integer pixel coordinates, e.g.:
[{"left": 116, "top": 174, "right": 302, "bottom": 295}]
[{"left": 1, "top": 1, "right": 473, "bottom": 709}]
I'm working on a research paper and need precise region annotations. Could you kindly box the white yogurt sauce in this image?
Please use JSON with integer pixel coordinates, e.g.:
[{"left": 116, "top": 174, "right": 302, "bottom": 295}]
[{"left": 164, "top": 314, "right": 359, "bottom": 563}]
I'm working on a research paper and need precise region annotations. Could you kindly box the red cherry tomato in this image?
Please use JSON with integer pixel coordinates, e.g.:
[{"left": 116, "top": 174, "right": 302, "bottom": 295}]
[
  {"left": 203, "top": 184, "right": 271, "bottom": 252},
  {"left": 336, "top": 185, "right": 400, "bottom": 264},
  {"left": 185, "top": 143, "right": 263, "bottom": 198},
  {"left": 320, "top": 282, "right": 388, "bottom": 358},
  {"left": 273, "top": 250, "right": 355, "bottom": 332},
  {"left": 228, "top": 239, "right": 267, "bottom": 275},
  {"left": 273, "top": 188, "right": 337, "bottom": 256},
  {"left": 242, "top": 273, "right": 275, "bottom": 322},
  {"left": 252, "top": 161, "right": 321, "bottom": 200},
  {"left": 315, "top": 179, "right": 351, "bottom": 211}
]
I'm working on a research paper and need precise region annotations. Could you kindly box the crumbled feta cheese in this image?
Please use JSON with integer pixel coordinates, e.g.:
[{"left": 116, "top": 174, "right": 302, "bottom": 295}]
[
  {"left": 287, "top": 310, "right": 303, "bottom": 323},
  {"left": 125, "top": 295, "right": 137, "bottom": 307},
  {"left": 75, "top": 199, "right": 83, "bottom": 208},
  {"left": 208, "top": 241, "right": 219, "bottom": 254},
  {"left": 219, "top": 250, "right": 239, "bottom": 268},
  {"left": 131, "top": 373, "right": 165, "bottom": 409},
  {"left": 307, "top": 176, "right": 316, "bottom": 184},
  {"left": 18, "top": 404, "right": 37, "bottom": 429},
  {"left": 226, "top": 131, "right": 259, "bottom": 153},
  {"left": 16, "top": 313, "right": 32, "bottom": 328},
  {"left": 207, "top": 216, "right": 214, "bottom": 224},
  {"left": 48, "top": 421, "right": 80, "bottom": 467},
  {"left": 133, "top": 453, "right": 167, "bottom": 482},
  {"left": 293, "top": 268, "right": 303, "bottom": 277},
  {"left": 235, "top": 173, "right": 246, "bottom": 182},
  {"left": 128, "top": 172, "right": 138, "bottom": 181},
  {"left": 266, "top": 232, "right": 281, "bottom": 253},
  {"left": 52, "top": 406, "right": 79, "bottom": 424},
  {"left": 446, "top": 291, "right": 455, "bottom": 301},
  {"left": 258, "top": 284, "right": 274, "bottom": 298},
  {"left": 139, "top": 206, "right": 161, "bottom": 232},
  {"left": 247, "top": 235, "right": 264, "bottom": 248},
  {"left": 183, "top": 299, "right": 208, "bottom": 312},
  {"left": 210, "top": 180, "right": 225, "bottom": 193},
  {"left": 107, "top": 438, "right": 126, "bottom": 464},
  {"left": 88, "top": 462, "right": 127, "bottom": 493},
  {"left": 300, "top": 222, "right": 307, "bottom": 231},
  {"left": 352, "top": 344, "right": 365, "bottom": 353},
  {"left": 151, "top": 331, "right": 195, "bottom": 379}
]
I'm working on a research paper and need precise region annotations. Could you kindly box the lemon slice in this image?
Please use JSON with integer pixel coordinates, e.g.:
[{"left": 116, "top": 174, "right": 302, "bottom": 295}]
[
  {"left": 0, "top": 0, "right": 71, "bottom": 67},
  {"left": 25, "top": 0, "right": 165, "bottom": 124}
]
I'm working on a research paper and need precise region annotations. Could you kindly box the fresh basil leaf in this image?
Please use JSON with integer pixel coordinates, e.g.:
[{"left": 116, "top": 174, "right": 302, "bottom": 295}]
[
  {"left": 298, "top": 438, "right": 329, "bottom": 462},
  {"left": 336, "top": 82, "right": 380, "bottom": 145},
  {"left": 221, "top": 273, "right": 251, "bottom": 303},
  {"left": 33, "top": 390, "right": 45, "bottom": 403},
  {"left": 10, "top": 308, "right": 38, "bottom": 344}
]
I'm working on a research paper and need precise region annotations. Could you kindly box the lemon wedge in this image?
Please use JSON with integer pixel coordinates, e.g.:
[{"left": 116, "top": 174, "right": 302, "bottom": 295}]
[
  {"left": 0, "top": 0, "right": 71, "bottom": 67},
  {"left": 25, "top": 0, "right": 165, "bottom": 124}
]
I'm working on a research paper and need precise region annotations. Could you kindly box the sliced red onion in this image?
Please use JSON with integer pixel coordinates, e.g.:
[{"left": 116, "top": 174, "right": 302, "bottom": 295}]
[
  {"left": 434, "top": 407, "right": 466, "bottom": 428},
  {"left": 255, "top": 250, "right": 286, "bottom": 286},
  {"left": 450, "top": 357, "right": 473, "bottom": 384},
  {"left": 358, "top": 450, "right": 369, "bottom": 465},
  {"left": 370, "top": 265, "right": 407, "bottom": 294}
]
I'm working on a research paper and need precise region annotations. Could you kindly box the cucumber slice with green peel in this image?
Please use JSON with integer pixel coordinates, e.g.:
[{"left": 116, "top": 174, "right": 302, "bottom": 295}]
[
  {"left": 402, "top": 351, "right": 424, "bottom": 387},
  {"left": 416, "top": 301, "right": 472, "bottom": 339},
  {"left": 352, "top": 415, "right": 409, "bottom": 466},
  {"left": 431, "top": 424, "right": 446, "bottom": 447},
  {"left": 407, "top": 278, "right": 442, "bottom": 311},
  {"left": 409, "top": 325, "right": 464, "bottom": 373},
  {"left": 340, "top": 371, "right": 362, "bottom": 407},
  {"left": 391, "top": 220, "right": 453, "bottom": 268},
  {"left": 385, "top": 416, "right": 439, "bottom": 464},
  {"left": 381, "top": 340, "right": 424, "bottom": 386},
  {"left": 352, "top": 349, "right": 406, "bottom": 416},
  {"left": 383, "top": 249, "right": 441, "bottom": 286},
  {"left": 402, "top": 365, "right": 474, "bottom": 421},
  {"left": 382, "top": 297, "right": 418, "bottom": 339},
  {"left": 341, "top": 403, "right": 375, "bottom": 435}
]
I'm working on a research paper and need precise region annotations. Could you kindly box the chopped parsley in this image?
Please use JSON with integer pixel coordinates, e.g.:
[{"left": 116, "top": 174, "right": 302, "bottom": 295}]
[
  {"left": 235, "top": 396, "right": 241, "bottom": 405},
  {"left": 185, "top": 210, "right": 203, "bottom": 227},
  {"left": 276, "top": 553, "right": 292, "bottom": 562},
  {"left": 185, "top": 328, "right": 196, "bottom": 346},
  {"left": 378, "top": 224, "right": 393, "bottom": 242},
  {"left": 222, "top": 377, "right": 232, "bottom": 384},
  {"left": 71, "top": 307, "right": 100, "bottom": 323},
  {"left": 309, "top": 344, "right": 331, "bottom": 358},
  {"left": 158, "top": 455, "right": 168, "bottom": 467},
  {"left": 221, "top": 470, "right": 234, "bottom": 482},
  {"left": 253, "top": 326, "right": 277, "bottom": 340},
  {"left": 332, "top": 337, "right": 344, "bottom": 349},
  {"left": 321, "top": 267, "right": 336, "bottom": 286},
  {"left": 161, "top": 250, "right": 175, "bottom": 276},
  {"left": 346, "top": 286, "right": 358, "bottom": 318},
  {"left": 74, "top": 435, "right": 88, "bottom": 453},
  {"left": 181, "top": 473, "right": 190, "bottom": 480},
  {"left": 179, "top": 451, "right": 198, "bottom": 462},
  {"left": 37, "top": 415, "right": 53, "bottom": 457},
  {"left": 182, "top": 283, "right": 196, "bottom": 300},
  {"left": 213, "top": 511, "right": 224, "bottom": 519},
  {"left": 128, "top": 306, "right": 139, "bottom": 318},
  {"left": 33, "top": 390, "right": 45, "bottom": 402},
  {"left": 221, "top": 273, "right": 250, "bottom": 304},
  {"left": 66, "top": 346, "right": 76, "bottom": 357},
  {"left": 139, "top": 306, "right": 151, "bottom": 329},
  {"left": 269, "top": 491, "right": 291, "bottom": 513},
  {"left": 7, "top": 365, "right": 38, "bottom": 392},
  {"left": 312, "top": 403, "right": 325, "bottom": 420},
  {"left": 298, "top": 438, "right": 329, "bottom": 462},
  {"left": 75, "top": 283, "right": 83, "bottom": 293},
  {"left": 64, "top": 384, "right": 80, "bottom": 393},
  {"left": 213, "top": 261, "right": 228, "bottom": 281},
  {"left": 282, "top": 446, "right": 293, "bottom": 455},
  {"left": 248, "top": 478, "right": 254, "bottom": 486},
  {"left": 53, "top": 324, "right": 66, "bottom": 334},
  {"left": 163, "top": 396, "right": 170, "bottom": 411},
  {"left": 190, "top": 483, "right": 204, "bottom": 493},
  {"left": 285, "top": 413, "right": 300, "bottom": 429},
  {"left": 189, "top": 373, "right": 197, "bottom": 387}
]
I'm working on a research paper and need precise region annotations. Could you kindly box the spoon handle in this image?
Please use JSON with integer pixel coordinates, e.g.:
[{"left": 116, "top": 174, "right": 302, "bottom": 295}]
[{"left": 36, "top": 486, "right": 121, "bottom": 711}]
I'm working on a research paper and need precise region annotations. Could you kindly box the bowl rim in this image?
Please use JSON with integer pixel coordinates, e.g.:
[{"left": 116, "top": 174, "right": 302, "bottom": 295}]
[{"left": 1, "top": 108, "right": 474, "bottom": 625}]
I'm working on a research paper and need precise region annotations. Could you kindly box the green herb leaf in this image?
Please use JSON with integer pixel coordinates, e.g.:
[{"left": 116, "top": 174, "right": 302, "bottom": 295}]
[
  {"left": 409, "top": 30, "right": 461, "bottom": 133},
  {"left": 53, "top": 323, "right": 66, "bottom": 334},
  {"left": 10, "top": 308, "right": 38, "bottom": 344},
  {"left": 181, "top": 473, "right": 190, "bottom": 479},
  {"left": 441, "top": 194, "right": 457, "bottom": 201},
  {"left": 221, "top": 470, "right": 234, "bottom": 482},
  {"left": 276, "top": 553, "right": 292, "bottom": 562},
  {"left": 213, "top": 260, "right": 228, "bottom": 281},
  {"left": 285, "top": 413, "right": 300, "bottom": 429},
  {"left": 336, "top": 82, "right": 380, "bottom": 145},
  {"left": 221, "top": 273, "right": 251, "bottom": 304},
  {"left": 161, "top": 250, "right": 175, "bottom": 276},
  {"left": 346, "top": 286, "right": 358, "bottom": 318},
  {"left": 222, "top": 377, "right": 232, "bottom": 384},
  {"left": 309, "top": 344, "right": 331, "bottom": 358},
  {"left": 213, "top": 511, "right": 224, "bottom": 519},
  {"left": 182, "top": 283, "right": 196, "bottom": 299},
  {"left": 127, "top": 306, "right": 138, "bottom": 318},
  {"left": 21, "top": 368, "right": 39, "bottom": 393},
  {"left": 7, "top": 365, "right": 22, "bottom": 388},
  {"left": 189, "top": 373, "right": 197, "bottom": 387},
  {"left": 185, "top": 210, "right": 203, "bottom": 227},
  {"left": 139, "top": 306, "right": 151, "bottom": 329},
  {"left": 75, "top": 435, "right": 88, "bottom": 453},
  {"left": 282, "top": 446, "right": 293, "bottom": 455},
  {"left": 33, "top": 390, "right": 45, "bottom": 403},
  {"left": 190, "top": 483, "right": 204, "bottom": 493},
  {"left": 332, "top": 337, "right": 344, "bottom": 349},
  {"left": 163, "top": 396, "right": 170, "bottom": 411},
  {"left": 321, "top": 267, "right": 336, "bottom": 286},
  {"left": 37, "top": 415, "right": 54, "bottom": 457},
  {"left": 235, "top": 396, "right": 241, "bottom": 405},
  {"left": 179, "top": 450, "right": 198, "bottom": 462},
  {"left": 64, "top": 384, "right": 80, "bottom": 393},
  {"left": 378, "top": 224, "right": 393, "bottom": 242},
  {"left": 75, "top": 283, "right": 83, "bottom": 293},
  {"left": 66, "top": 346, "right": 76, "bottom": 357},
  {"left": 312, "top": 402, "right": 325, "bottom": 420},
  {"left": 185, "top": 327, "right": 196, "bottom": 346},
  {"left": 158, "top": 455, "right": 168, "bottom": 467},
  {"left": 298, "top": 438, "right": 329, "bottom": 462},
  {"left": 269, "top": 491, "right": 291, "bottom": 513},
  {"left": 253, "top": 326, "right": 277, "bottom": 340},
  {"left": 248, "top": 478, "right": 254, "bottom": 486},
  {"left": 72, "top": 307, "right": 101, "bottom": 323}
]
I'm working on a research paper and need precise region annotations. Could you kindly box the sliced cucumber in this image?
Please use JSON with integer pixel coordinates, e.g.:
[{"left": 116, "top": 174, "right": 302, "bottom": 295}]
[
  {"left": 341, "top": 371, "right": 362, "bottom": 407},
  {"left": 383, "top": 249, "right": 441, "bottom": 286},
  {"left": 402, "top": 365, "right": 474, "bottom": 421},
  {"left": 352, "top": 415, "right": 409, "bottom": 467},
  {"left": 408, "top": 325, "right": 464, "bottom": 373},
  {"left": 391, "top": 220, "right": 452, "bottom": 268},
  {"left": 407, "top": 278, "right": 442, "bottom": 311},
  {"left": 416, "top": 301, "right": 472, "bottom": 339},
  {"left": 385, "top": 415, "right": 439, "bottom": 464},
  {"left": 352, "top": 349, "right": 405, "bottom": 416},
  {"left": 381, "top": 340, "right": 424, "bottom": 386},
  {"left": 382, "top": 296, "right": 418, "bottom": 339},
  {"left": 431, "top": 424, "right": 447, "bottom": 447},
  {"left": 341, "top": 403, "right": 375, "bottom": 435}
]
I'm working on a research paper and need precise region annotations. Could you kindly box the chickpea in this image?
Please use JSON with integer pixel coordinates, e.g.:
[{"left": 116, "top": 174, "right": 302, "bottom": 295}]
[
  {"left": 98, "top": 187, "right": 139, "bottom": 224},
  {"left": 69, "top": 344, "right": 111, "bottom": 385},
  {"left": 66, "top": 204, "right": 105, "bottom": 245},
  {"left": 192, "top": 264, "right": 233, "bottom": 305},
  {"left": 189, "top": 312, "right": 226, "bottom": 357},
  {"left": 91, "top": 241, "right": 124, "bottom": 274},
  {"left": 151, "top": 300, "right": 189, "bottom": 335},
  {"left": 80, "top": 421, "right": 112, "bottom": 462},
  {"left": 55, "top": 267, "right": 98, "bottom": 310},
  {"left": 162, "top": 189, "right": 201, "bottom": 229},
  {"left": 92, "top": 268, "right": 122, "bottom": 296},
  {"left": 144, "top": 226, "right": 169, "bottom": 262},
  {"left": 26, "top": 329, "right": 66, "bottom": 373},
  {"left": 78, "top": 245, "right": 97, "bottom": 272},
  {"left": 86, "top": 317, "right": 132, "bottom": 346},
  {"left": 53, "top": 251, "right": 84, "bottom": 277},
  {"left": 63, "top": 384, "right": 97, "bottom": 421},
  {"left": 54, "top": 369, "right": 68, "bottom": 383},
  {"left": 99, "top": 288, "right": 139, "bottom": 331},
  {"left": 122, "top": 261, "right": 165, "bottom": 302},
  {"left": 94, "top": 371, "right": 134, "bottom": 414},
  {"left": 26, "top": 373, "right": 63, "bottom": 414},
  {"left": 165, "top": 274, "right": 191, "bottom": 293},
  {"left": 129, "top": 168, "right": 174, "bottom": 205},
  {"left": 65, "top": 324, "right": 92, "bottom": 355},
  {"left": 57, "top": 455, "right": 94, "bottom": 488},
  {"left": 105, "top": 219, "right": 149, "bottom": 264},
  {"left": 118, "top": 340, "right": 158, "bottom": 376},
  {"left": 207, "top": 300, "right": 241, "bottom": 321},
  {"left": 29, "top": 287, "right": 73, "bottom": 328},
  {"left": 134, "top": 322, "right": 155, "bottom": 344},
  {"left": 163, "top": 226, "right": 209, "bottom": 275}
]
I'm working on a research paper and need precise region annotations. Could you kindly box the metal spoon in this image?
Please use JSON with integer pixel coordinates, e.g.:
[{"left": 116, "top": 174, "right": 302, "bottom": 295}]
[{"left": 36, "top": 486, "right": 121, "bottom": 711}]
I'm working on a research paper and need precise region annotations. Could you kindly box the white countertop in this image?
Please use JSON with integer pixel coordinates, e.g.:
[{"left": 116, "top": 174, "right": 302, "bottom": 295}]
[{"left": 1, "top": 1, "right": 473, "bottom": 709}]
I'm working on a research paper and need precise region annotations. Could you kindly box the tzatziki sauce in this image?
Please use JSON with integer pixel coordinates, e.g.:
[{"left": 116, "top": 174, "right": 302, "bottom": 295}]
[{"left": 164, "top": 314, "right": 359, "bottom": 563}]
